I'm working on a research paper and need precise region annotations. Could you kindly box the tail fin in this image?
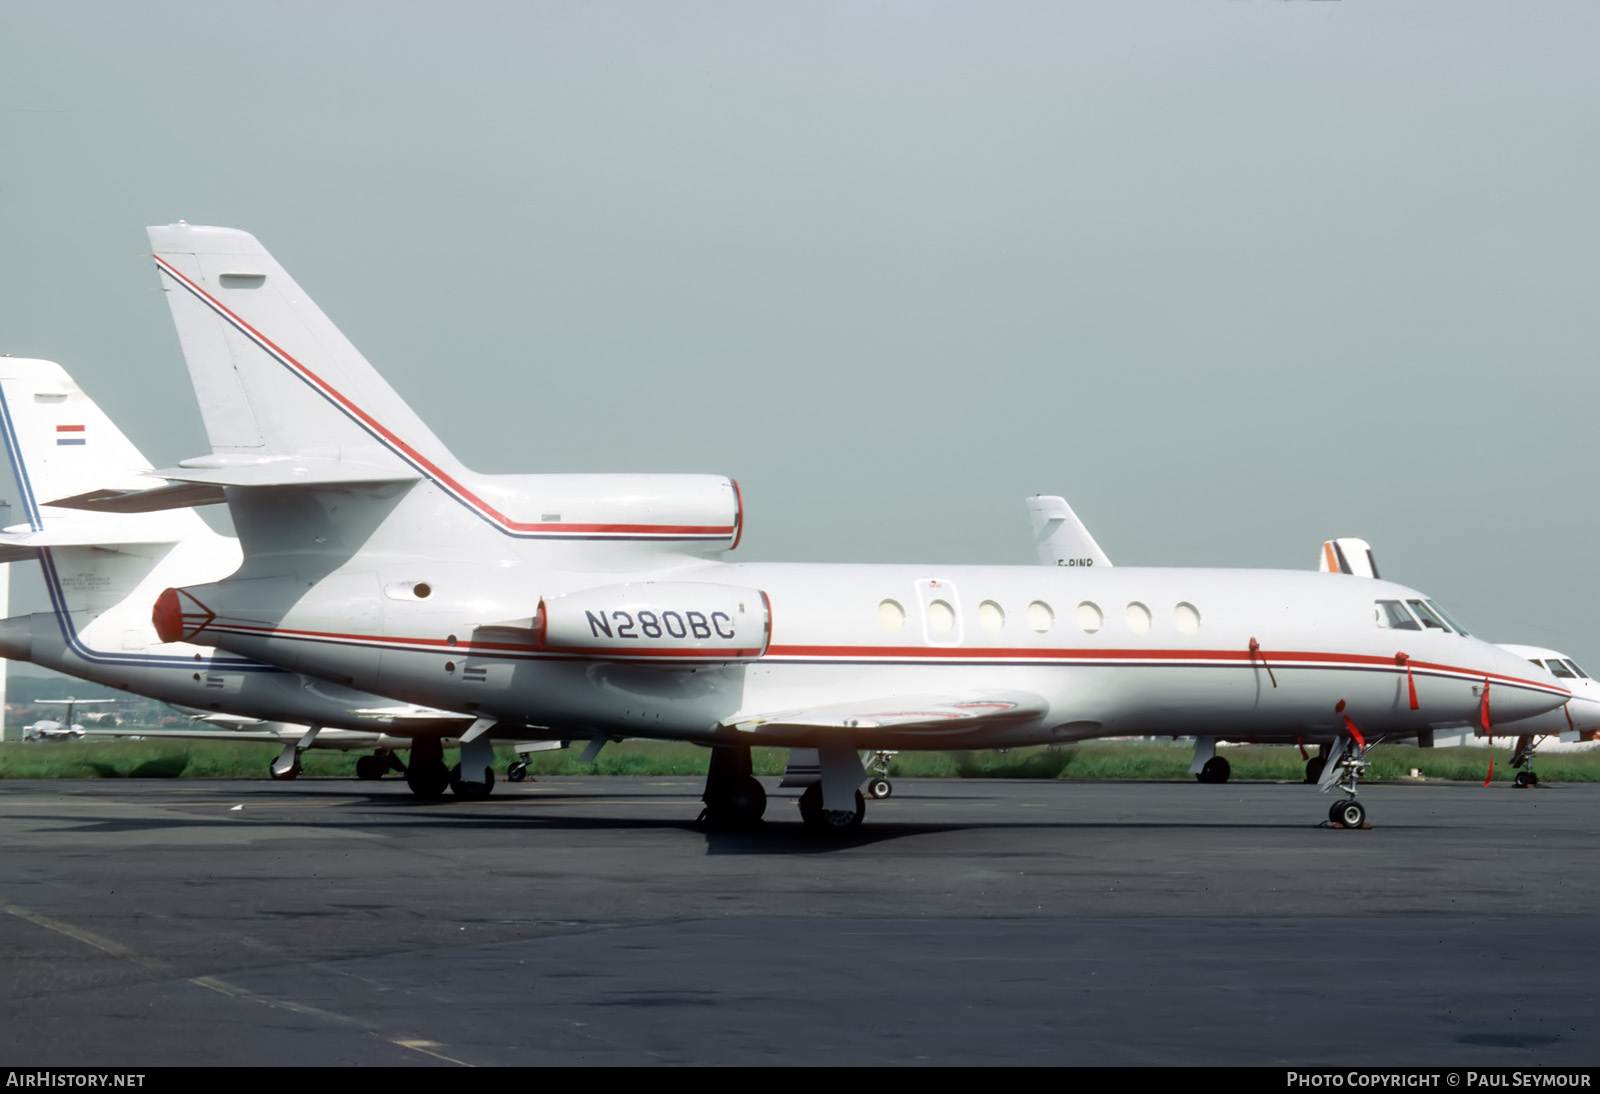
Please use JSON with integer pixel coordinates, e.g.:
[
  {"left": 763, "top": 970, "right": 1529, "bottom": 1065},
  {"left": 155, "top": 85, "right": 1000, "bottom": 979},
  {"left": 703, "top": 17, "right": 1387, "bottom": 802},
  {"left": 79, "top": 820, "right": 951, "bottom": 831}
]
[
  {"left": 1318, "top": 537, "right": 1379, "bottom": 578},
  {"left": 0, "top": 358, "right": 204, "bottom": 541},
  {"left": 148, "top": 223, "right": 461, "bottom": 481},
  {"left": 0, "top": 358, "right": 234, "bottom": 624},
  {"left": 1025, "top": 495, "right": 1112, "bottom": 568}
]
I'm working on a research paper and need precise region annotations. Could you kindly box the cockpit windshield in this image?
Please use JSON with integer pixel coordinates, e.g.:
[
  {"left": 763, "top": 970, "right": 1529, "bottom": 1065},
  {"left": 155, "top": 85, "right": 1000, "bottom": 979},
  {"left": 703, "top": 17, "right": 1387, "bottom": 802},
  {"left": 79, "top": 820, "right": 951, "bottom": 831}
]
[
  {"left": 1424, "top": 601, "right": 1471, "bottom": 636},
  {"left": 1405, "top": 599, "right": 1452, "bottom": 632},
  {"left": 1564, "top": 659, "right": 1591, "bottom": 679},
  {"left": 1538, "top": 658, "right": 1578, "bottom": 679},
  {"left": 1375, "top": 600, "right": 1420, "bottom": 630}
]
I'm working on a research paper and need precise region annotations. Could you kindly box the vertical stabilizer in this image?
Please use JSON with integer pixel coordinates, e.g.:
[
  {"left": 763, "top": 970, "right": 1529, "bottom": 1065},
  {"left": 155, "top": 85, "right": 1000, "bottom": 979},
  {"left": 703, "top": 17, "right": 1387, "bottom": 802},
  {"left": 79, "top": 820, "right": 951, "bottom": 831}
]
[
  {"left": 1026, "top": 495, "right": 1113, "bottom": 568},
  {"left": 147, "top": 223, "right": 465, "bottom": 482}
]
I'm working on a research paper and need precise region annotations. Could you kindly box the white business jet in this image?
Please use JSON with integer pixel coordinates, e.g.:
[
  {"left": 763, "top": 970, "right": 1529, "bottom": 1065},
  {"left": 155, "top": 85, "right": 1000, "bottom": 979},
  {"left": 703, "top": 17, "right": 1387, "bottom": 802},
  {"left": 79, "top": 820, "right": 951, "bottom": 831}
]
[
  {"left": 0, "top": 357, "right": 484, "bottom": 781},
  {"left": 113, "top": 224, "right": 1572, "bottom": 832}
]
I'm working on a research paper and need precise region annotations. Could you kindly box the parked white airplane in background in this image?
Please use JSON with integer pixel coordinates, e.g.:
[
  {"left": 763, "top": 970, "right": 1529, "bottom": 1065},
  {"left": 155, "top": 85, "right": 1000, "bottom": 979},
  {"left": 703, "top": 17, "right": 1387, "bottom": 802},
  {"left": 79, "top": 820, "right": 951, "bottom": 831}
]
[
  {"left": 0, "top": 357, "right": 484, "bottom": 782},
  {"left": 20, "top": 697, "right": 116, "bottom": 742},
  {"left": 97, "top": 222, "right": 1581, "bottom": 832}
]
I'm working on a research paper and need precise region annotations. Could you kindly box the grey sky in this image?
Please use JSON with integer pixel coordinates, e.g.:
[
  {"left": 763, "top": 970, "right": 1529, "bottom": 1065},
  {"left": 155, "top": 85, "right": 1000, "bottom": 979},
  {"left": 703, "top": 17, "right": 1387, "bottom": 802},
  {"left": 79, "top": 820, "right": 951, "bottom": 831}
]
[{"left": 2, "top": 2, "right": 1597, "bottom": 667}]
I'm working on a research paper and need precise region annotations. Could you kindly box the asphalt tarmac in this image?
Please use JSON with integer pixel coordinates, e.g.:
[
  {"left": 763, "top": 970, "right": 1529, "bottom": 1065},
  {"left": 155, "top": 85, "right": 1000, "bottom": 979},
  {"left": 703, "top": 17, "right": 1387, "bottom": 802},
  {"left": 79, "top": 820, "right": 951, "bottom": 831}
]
[{"left": 1, "top": 774, "right": 1596, "bottom": 1067}]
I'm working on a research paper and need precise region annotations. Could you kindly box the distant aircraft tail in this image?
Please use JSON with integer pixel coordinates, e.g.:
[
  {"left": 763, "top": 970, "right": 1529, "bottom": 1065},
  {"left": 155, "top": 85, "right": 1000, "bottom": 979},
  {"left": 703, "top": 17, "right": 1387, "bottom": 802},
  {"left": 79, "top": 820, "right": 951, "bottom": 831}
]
[
  {"left": 0, "top": 358, "right": 237, "bottom": 639},
  {"left": 1318, "top": 537, "right": 1379, "bottom": 578},
  {"left": 1026, "top": 495, "right": 1112, "bottom": 568}
]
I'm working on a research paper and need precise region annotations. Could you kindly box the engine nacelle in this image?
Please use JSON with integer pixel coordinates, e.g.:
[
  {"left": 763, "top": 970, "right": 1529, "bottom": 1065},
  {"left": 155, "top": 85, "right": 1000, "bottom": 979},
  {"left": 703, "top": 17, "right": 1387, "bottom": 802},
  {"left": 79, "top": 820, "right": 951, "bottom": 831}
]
[{"left": 538, "top": 582, "right": 770, "bottom": 661}]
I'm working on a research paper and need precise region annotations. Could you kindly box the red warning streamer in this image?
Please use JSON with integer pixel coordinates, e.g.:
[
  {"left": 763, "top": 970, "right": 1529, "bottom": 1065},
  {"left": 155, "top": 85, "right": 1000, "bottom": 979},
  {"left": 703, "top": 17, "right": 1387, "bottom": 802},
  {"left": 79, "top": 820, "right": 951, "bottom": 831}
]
[
  {"left": 1342, "top": 715, "right": 1366, "bottom": 750},
  {"left": 1249, "top": 637, "right": 1277, "bottom": 688},
  {"left": 1396, "top": 652, "right": 1418, "bottom": 710},
  {"left": 1482, "top": 679, "right": 1494, "bottom": 787}
]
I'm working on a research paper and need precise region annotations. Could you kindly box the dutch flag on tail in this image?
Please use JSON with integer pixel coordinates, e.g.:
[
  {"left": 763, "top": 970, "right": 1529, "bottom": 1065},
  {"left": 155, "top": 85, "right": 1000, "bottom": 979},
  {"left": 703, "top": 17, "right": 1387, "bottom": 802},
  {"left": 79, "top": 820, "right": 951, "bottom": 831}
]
[{"left": 56, "top": 424, "right": 85, "bottom": 446}]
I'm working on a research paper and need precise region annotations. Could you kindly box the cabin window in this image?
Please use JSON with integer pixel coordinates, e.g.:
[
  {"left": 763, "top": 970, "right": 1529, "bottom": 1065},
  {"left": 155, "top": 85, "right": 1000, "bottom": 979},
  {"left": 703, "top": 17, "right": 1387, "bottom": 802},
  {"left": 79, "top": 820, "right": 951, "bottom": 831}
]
[
  {"left": 878, "top": 599, "right": 906, "bottom": 633},
  {"left": 1173, "top": 602, "right": 1200, "bottom": 635},
  {"left": 926, "top": 599, "right": 956, "bottom": 636},
  {"left": 1375, "top": 600, "right": 1420, "bottom": 630},
  {"left": 1125, "top": 602, "right": 1151, "bottom": 635},
  {"left": 1406, "top": 599, "right": 1451, "bottom": 632},
  {"left": 1075, "top": 601, "right": 1101, "bottom": 634},
  {"left": 1029, "top": 600, "right": 1055, "bottom": 633},
  {"left": 978, "top": 600, "right": 1005, "bottom": 632}
]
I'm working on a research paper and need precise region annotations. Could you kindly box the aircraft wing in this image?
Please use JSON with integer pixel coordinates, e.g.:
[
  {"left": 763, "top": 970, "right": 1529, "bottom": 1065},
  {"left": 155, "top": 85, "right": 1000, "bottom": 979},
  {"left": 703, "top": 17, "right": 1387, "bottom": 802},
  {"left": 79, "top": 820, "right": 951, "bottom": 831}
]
[
  {"left": 84, "top": 727, "right": 302, "bottom": 744},
  {"left": 728, "top": 691, "right": 1050, "bottom": 735}
]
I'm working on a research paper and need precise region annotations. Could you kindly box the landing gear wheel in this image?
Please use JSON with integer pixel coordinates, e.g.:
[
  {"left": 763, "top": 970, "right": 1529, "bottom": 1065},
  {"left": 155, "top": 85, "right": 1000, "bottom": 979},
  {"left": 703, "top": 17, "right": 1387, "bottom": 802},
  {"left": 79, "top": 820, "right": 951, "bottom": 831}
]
[
  {"left": 799, "top": 784, "right": 865, "bottom": 833},
  {"left": 703, "top": 775, "right": 767, "bottom": 829},
  {"left": 866, "top": 777, "right": 893, "bottom": 800},
  {"left": 449, "top": 763, "right": 496, "bottom": 801},
  {"left": 1305, "top": 755, "right": 1327, "bottom": 784},
  {"left": 507, "top": 760, "right": 529, "bottom": 783},
  {"left": 269, "top": 762, "right": 301, "bottom": 781},
  {"left": 1513, "top": 771, "right": 1538, "bottom": 788},
  {"left": 404, "top": 746, "right": 451, "bottom": 800},
  {"left": 355, "top": 754, "right": 385, "bottom": 781},
  {"left": 1196, "top": 756, "right": 1232, "bottom": 784},
  {"left": 1328, "top": 799, "right": 1366, "bottom": 828}
]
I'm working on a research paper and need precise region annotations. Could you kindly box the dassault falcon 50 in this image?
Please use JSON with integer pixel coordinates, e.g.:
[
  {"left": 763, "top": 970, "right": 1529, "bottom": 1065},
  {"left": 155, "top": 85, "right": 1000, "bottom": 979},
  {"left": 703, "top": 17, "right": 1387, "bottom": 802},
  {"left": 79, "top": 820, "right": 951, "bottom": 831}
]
[{"left": 76, "top": 223, "right": 1575, "bottom": 831}]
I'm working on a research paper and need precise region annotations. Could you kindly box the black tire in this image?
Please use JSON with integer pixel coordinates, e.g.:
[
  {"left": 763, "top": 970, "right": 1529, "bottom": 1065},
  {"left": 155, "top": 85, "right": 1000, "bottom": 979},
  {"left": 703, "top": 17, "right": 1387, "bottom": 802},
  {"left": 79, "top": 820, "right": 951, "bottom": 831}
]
[
  {"left": 704, "top": 775, "right": 766, "bottom": 828},
  {"left": 1197, "top": 756, "right": 1231, "bottom": 784},
  {"left": 1328, "top": 799, "right": 1366, "bottom": 828},
  {"left": 1305, "top": 756, "right": 1327, "bottom": 784},
  {"left": 867, "top": 777, "right": 893, "bottom": 800},
  {"left": 269, "top": 762, "right": 301, "bottom": 781},
  {"left": 507, "top": 761, "right": 528, "bottom": 783},
  {"left": 405, "top": 757, "right": 451, "bottom": 800},
  {"left": 1513, "top": 771, "right": 1537, "bottom": 789},
  {"left": 799, "top": 784, "right": 865, "bottom": 832},
  {"left": 355, "top": 754, "right": 385, "bottom": 781}
]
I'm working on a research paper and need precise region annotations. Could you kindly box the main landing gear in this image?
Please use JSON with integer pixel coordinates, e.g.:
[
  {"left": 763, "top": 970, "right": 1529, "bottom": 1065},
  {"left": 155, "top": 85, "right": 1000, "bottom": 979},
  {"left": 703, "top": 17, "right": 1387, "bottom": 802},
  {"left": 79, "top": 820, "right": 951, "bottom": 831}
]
[
  {"left": 355, "top": 750, "right": 405, "bottom": 781},
  {"left": 1190, "top": 737, "right": 1231, "bottom": 784},
  {"left": 699, "top": 745, "right": 767, "bottom": 829},
  {"left": 405, "top": 738, "right": 451, "bottom": 799}
]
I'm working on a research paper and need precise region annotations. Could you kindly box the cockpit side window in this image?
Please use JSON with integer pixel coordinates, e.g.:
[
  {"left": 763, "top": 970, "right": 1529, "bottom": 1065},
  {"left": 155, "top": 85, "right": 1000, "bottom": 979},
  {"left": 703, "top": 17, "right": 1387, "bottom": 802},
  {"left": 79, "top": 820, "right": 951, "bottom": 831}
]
[
  {"left": 1375, "top": 600, "right": 1420, "bottom": 630},
  {"left": 1546, "top": 659, "right": 1578, "bottom": 679},
  {"left": 1564, "top": 659, "right": 1591, "bottom": 679},
  {"left": 1426, "top": 600, "right": 1472, "bottom": 637},
  {"left": 1406, "top": 599, "right": 1451, "bottom": 632}
]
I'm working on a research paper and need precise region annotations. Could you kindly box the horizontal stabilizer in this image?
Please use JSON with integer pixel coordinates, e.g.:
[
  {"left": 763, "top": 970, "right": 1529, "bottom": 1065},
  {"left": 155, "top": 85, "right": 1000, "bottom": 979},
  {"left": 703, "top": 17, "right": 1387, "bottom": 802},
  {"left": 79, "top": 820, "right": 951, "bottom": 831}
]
[
  {"left": 44, "top": 483, "right": 227, "bottom": 514},
  {"left": 155, "top": 456, "right": 420, "bottom": 489},
  {"left": 731, "top": 691, "right": 1047, "bottom": 734}
]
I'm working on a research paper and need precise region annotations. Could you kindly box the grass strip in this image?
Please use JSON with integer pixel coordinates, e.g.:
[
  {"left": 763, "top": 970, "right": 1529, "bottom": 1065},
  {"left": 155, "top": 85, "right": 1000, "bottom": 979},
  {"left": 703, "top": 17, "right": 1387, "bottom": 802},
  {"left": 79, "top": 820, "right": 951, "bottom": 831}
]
[{"left": 2, "top": 738, "right": 1597, "bottom": 782}]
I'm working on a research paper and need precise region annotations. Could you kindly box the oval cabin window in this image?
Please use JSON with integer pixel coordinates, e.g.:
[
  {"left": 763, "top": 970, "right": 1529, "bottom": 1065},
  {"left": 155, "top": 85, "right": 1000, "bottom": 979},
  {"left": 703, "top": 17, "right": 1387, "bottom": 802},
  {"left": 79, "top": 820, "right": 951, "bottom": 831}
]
[
  {"left": 1174, "top": 602, "right": 1201, "bottom": 635},
  {"left": 1077, "top": 601, "right": 1103, "bottom": 634},
  {"left": 1028, "top": 600, "right": 1055, "bottom": 633},
  {"left": 879, "top": 599, "right": 906, "bottom": 632},
  {"left": 1126, "top": 602, "right": 1152, "bottom": 635},
  {"left": 978, "top": 600, "right": 1005, "bottom": 632}
]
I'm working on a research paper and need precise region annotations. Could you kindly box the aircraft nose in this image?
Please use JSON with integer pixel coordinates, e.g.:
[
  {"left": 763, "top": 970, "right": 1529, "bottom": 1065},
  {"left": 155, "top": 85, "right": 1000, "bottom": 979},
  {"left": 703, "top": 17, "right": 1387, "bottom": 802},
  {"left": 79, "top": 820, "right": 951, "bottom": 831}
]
[{"left": 1489, "top": 646, "right": 1569, "bottom": 725}]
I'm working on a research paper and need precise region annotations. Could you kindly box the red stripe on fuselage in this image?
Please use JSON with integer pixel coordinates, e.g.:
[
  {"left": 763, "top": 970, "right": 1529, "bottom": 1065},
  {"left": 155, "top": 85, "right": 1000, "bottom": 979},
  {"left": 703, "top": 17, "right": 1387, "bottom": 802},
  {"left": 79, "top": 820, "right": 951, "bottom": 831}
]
[{"left": 174, "top": 618, "right": 1570, "bottom": 696}]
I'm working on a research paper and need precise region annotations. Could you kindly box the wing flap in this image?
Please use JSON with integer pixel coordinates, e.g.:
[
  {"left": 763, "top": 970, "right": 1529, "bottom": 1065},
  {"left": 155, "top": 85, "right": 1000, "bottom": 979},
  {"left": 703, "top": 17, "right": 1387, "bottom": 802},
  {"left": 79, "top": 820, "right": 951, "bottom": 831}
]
[{"left": 729, "top": 690, "right": 1048, "bottom": 734}]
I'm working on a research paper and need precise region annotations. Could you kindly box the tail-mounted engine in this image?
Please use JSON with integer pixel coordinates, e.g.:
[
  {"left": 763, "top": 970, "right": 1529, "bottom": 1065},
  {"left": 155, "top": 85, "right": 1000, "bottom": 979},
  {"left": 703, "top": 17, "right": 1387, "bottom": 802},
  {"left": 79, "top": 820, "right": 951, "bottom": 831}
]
[{"left": 537, "top": 582, "right": 770, "bottom": 661}]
